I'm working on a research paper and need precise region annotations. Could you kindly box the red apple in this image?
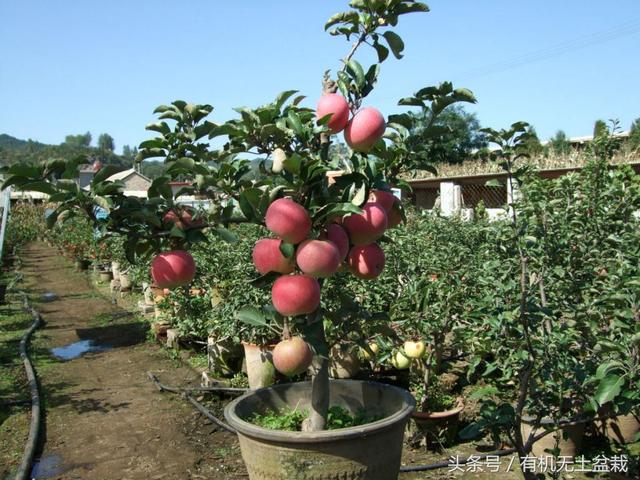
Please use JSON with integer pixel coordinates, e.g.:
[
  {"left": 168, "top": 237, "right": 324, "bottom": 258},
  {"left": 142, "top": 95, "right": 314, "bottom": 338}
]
[
  {"left": 271, "top": 274, "right": 321, "bottom": 316},
  {"left": 368, "top": 189, "right": 397, "bottom": 213},
  {"left": 295, "top": 239, "right": 341, "bottom": 278},
  {"left": 151, "top": 250, "right": 196, "bottom": 288},
  {"left": 320, "top": 224, "right": 349, "bottom": 260},
  {"left": 344, "top": 107, "right": 385, "bottom": 152},
  {"left": 252, "top": 238, "right": 295, "bottom": 275},
  {"left": 348, "top": 243, "right": 385, "bottom": 279},
  {"left": 272, "top": 337, "right": 314, "bottom": 376},
  {"left": 163, "top": 208, "right": 203, "bottom": 230},
  {"left": 265, "top": 198, "right": 312, "bottom": 245},
  {"left": 343, "top": 202, "right": 387, "bottom": 246},
  {"left": 316, "top": 93, "right": 350, "bottom": 134}
]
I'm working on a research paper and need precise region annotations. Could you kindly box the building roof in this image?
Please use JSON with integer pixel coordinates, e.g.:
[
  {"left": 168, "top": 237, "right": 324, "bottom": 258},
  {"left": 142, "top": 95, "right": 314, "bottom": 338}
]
[{"left": 106, "top": 168, "right": 151, "bottom": 182}]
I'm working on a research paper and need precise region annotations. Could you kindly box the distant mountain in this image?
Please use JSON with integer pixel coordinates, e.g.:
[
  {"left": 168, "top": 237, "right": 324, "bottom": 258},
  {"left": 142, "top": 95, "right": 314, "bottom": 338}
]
[
  {"left": 0, "top": 134, "right": 48, "bottom": 151},
  {"left": 0, "top": 133, "right": 131, "bottom": 168}
]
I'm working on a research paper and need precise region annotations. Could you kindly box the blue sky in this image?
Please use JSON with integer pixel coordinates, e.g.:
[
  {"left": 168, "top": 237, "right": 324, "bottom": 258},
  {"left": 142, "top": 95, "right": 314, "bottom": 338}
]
[{"left": 1, "top": 1, "right": 639, "bottom": 154}]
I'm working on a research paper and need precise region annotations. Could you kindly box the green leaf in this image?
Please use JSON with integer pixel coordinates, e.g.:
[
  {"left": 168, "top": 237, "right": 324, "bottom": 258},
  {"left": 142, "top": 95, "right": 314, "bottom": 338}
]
[
  {"left": 324, "top": 11, "right": 359, "bottom": 30},
  {"left": 249, "top": 271, "right": 280, "bottom": 288},
  {"left": 595, "top": 375, "right": 624, "bottom": 406},
  {"left": 213, "top": 227, "right": 238, "bottom": 244},
  {"left": 395, "top": 2, "right": 430, "bottom": 15},
  {"left": 237, "top": 307, "right": 268, "bottom": 327},
  {"left": 274, "top": 90, "right": 298, "bottom": 111},
  {"left": 279, "top": 242, "right": 295, "bottom": 259},
  {"left": 287, "top": 110, "right": 304, "bottom": 136},
  {"left": 459, "top": 422, "right": 485, "bottom": 440},
  {"left": 372, "top": 39, "right": 389, "bottom": 63},
  {"left": 397, "top": 96, "right": 424, "bottom": 107},
  {"left": 92, "top": 165, "right": 125, "bottom": 184},
  {"left": 23, "top": 181, "right": 56, "bottom": 195},
  {"left": 145, "top": 122, "right": 170, "bottom": 135},
  {"left": 346, "top": 60, "right": 365, "bottom": 89},
  {"left": 351, "top": 183, "right": 367, "bottom": 206},
  {"left": 382, "top": 31, "right": 404, "bottom": 59}
]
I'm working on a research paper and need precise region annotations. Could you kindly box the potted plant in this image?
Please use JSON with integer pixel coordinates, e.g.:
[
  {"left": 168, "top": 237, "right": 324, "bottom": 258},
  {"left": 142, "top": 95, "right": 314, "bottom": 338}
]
[
  {"left": 1, "top": 2, "right": 478, "bottom": 477},
  {"left": 216, "top": 2, "right": 480, "bottom": 476}
]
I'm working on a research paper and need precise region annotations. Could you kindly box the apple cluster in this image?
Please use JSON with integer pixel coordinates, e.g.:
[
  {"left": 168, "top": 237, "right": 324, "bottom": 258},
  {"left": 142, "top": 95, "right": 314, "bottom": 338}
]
[
  {"left": 254, "top": 191, "right": 403, "bottom": 376},
  {"left": 316, "top": 93, "right": 386, "bottom": 153}
]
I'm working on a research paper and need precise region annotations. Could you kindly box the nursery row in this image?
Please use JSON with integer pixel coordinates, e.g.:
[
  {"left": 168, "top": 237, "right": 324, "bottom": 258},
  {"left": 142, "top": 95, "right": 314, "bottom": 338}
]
[{"left": 7, "top": 156, "right": 640, "bottom": 462}]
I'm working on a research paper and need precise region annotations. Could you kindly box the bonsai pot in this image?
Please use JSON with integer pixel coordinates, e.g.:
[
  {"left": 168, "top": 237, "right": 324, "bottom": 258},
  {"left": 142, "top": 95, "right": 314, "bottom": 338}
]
[
  {"left": 521, "top": 415, "right": 585, "bottom": 458},
  {"left": 208, "top": 336, "right": 242, "bottom": 377},
  {"left": 119, "top": 272, "right": 133, "bottom": 291},
  {"left": 98, "top": 270, "right": 113, "bottom": 283},
  {"left": 242, "top": 342, "right": 276, "bottom": 390},
  {"left": 412, "top": 403, "right": 463, "bottom": 448},
  {"left": 329, "top": 344, "right": 361, "bottom": 379},
  {"left": 111, "top": 261, "right": 121, "bottom": 278},
  {"left": 224, "top": 379, "right": 415, "bottom": 480}
]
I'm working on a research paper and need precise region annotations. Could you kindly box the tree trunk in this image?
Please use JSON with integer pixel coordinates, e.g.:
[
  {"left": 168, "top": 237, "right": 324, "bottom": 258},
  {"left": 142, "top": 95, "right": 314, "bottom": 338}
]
[
  {"left": 302, "top": 311, "right": 329, "bottom": 431},
  {"left": 303, "top": 356, "right": 330, "bottom": 431}
]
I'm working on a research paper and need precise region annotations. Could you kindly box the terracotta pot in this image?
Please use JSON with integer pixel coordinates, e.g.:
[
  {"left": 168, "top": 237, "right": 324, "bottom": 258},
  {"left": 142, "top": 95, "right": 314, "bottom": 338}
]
[
  {"left": 119, "top": 273, "right": 133, "bottom": 290},
  {"left": 329, "top": 344, "right": 361, "bottom": 379},
  {"left": 521, "top": 416, "right": 585, "bottom": 458},
  {"left": 412, "top": 403, "right": 463, "bottom": 448},
  {"left": 242, "top": 342, "right": 276, "bottom": 390},
  {"left": 224, "top": 379, "right": 415, "bottom": 480},
  {"left": 208, "top": 337, "right": 243, "bottom": 376},
  {"left": 98, "top": 271, "right": 113, "bottom": 283}
]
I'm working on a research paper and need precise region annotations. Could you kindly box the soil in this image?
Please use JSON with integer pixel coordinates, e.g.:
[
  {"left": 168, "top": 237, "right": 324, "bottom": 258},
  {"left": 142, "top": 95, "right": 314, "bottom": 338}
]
[
  {"left": 3, "top": 242, "right": 625, "bottom": 480},
  {"left": 8, "top": 243, "right": 246, "bottom": 480}
]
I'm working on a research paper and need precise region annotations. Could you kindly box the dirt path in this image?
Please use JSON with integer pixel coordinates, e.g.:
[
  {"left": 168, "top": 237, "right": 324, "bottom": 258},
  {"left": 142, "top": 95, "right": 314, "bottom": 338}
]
[{"left": 19, "top": 243, "right": 245, "bottom": 480}]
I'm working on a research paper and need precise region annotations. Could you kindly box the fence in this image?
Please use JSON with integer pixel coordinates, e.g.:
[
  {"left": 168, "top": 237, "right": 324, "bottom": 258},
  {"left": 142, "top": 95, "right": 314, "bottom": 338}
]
[{"left": 0, "top": 186, "right": 12, "bottom": 262}]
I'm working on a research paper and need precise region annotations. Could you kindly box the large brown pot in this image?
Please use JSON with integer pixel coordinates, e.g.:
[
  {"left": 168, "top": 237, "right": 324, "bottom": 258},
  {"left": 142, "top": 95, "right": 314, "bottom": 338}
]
[
  {"left": 412, "top": 403, "right": 463, "bottom": 448},
  {"left": 521, "top": 416, "right": 585, "bottom": 458},
  {"left": 224, "top": 379, "right": 415, "bottom": 480}
]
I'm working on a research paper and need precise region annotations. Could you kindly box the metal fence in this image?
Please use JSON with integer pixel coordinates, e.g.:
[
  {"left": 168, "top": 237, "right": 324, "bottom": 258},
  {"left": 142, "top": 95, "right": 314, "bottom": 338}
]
[
  {"left": 460, "top": 184, "right": 506, "bottom": 209},
  {"left": 0, "top": 186, "right": 12, "bottom": 263}
]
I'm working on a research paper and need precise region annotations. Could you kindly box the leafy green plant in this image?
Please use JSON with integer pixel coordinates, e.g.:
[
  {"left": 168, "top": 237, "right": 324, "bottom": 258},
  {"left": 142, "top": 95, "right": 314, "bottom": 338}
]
[{"left": 247, "top": 405, "right": 383, "bottom": 431}]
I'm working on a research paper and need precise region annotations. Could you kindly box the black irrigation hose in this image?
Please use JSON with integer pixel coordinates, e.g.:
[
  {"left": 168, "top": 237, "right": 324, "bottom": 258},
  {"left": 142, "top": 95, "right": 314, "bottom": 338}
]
[
  {"left": 14, "top": 294, "right": 43, "bottom": 480},
  {"left": 146, "top": 371, "right": 245, "bottom": 434},
  {"left": 184, "top": 393, "right": 237, "bottom": 434}
]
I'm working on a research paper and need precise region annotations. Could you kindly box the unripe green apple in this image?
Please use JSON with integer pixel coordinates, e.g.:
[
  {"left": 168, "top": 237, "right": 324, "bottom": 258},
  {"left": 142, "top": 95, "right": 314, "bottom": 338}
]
[
  {"left": 360, "top": 342, "right": 379, "bottom": 360},
  {"left": 391, "top": 350, "right": 411, "bottom": 370},
  {"left": 403, "top": 340, "right": 426, "bottom": 359}
]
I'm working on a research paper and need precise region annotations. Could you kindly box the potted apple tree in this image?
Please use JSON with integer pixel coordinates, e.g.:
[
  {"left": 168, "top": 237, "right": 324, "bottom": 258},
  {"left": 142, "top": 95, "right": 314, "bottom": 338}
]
[
  {"left": 209, "top": 2, "right": 478, "bottom": 478},
  {"left": 2, "top": 2, "right": 478, "bottom": 477}
]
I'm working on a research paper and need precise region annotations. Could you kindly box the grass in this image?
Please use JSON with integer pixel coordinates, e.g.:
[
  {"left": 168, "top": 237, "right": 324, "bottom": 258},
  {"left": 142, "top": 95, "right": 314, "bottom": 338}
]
[{"left": 0, "top": 272, "right": 40, "bottom": 477}]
